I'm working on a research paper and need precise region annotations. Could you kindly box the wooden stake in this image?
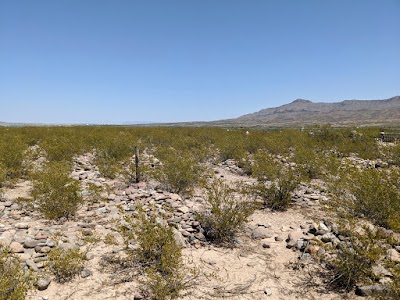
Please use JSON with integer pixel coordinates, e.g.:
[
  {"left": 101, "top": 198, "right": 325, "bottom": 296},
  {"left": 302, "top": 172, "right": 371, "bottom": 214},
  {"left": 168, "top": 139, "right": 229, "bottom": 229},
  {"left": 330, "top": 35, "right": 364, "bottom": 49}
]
[{"left": 135, "top": 146, "right": 140, "bottom": 183}]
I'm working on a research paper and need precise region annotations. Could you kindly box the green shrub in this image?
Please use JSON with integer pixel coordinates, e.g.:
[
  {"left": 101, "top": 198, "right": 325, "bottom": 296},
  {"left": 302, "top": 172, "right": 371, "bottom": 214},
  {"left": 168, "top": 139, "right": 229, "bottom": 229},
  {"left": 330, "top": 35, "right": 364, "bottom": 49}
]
[
  {"left": 150, "top": 147, "right": 206, "bottom": 196},
  {"left": 0, "top": 135, "right": 27, "bottom": 181},
  {"left": 0, "top": 163, "right": 6, "bottom": 189},
  {"left": 196, "top": 179, "right": 255, "bottom": 244},
  {"left": 118, "top": 208, "right": 192, "bottom": 300},
  {"left": 47, "top": 247, "right": 85, "bottom": 283},
  {"left": 326, "top": 224, "right": 385, "bottom": 292},
  {"left": 0, "top": 246, "right": 33, "bottom": 300},
  {"left": 254, "top": 170, "right": 299, "bottom": 211},
  {"left": 333, "top": 167, "right": 400, "bottom": 231},
  {"left": 251, "top": 151, "right": 280, "bottom": 181},
  {"left": 31, "top": 161, "right": 83, "bottom": 220}
]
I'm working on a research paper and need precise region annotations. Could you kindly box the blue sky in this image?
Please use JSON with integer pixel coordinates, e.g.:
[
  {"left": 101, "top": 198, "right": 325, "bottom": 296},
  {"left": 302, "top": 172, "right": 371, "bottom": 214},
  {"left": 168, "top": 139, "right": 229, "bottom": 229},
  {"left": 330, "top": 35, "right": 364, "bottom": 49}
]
[{"left": 1, "top": 0, "right": 399, "bottom": 124}]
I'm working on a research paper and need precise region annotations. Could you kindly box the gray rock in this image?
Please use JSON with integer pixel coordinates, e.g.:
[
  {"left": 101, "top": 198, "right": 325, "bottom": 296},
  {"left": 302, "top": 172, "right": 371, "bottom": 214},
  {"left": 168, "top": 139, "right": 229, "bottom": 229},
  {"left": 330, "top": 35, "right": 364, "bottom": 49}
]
[
  {"left": 26, "top": 259, "right": 40, "bottom": 272},
  {"left": 10, "top": 241, "right": 24, "bottom": 253},
  {"left": 80, "top": 268, "right": 92, "bottom": 278},
  {"left": 0, "top": 236, "right": 12, "bottom": 247},
  {"left": 386, "top": 249, "right": 400, "bottom": 263},
  {"left": 59, "top": 242, "right": 76, "bottom": 251},
  {"left": 24, "top": 238, "right": 39, "bottom": 248},
  {"left": 86, "top": 252, "right": 95, "bottom": 260},
  {"left": 321, "top": 233, "right": 336, "bottom": 243},
  {"left": 15, "top": 222, "right": 29, "bottom": 229},
  {"left": 355, "top": 285, "right": 387, "bottom": 296},
  {"left": 252, "top": 227, "right": 273, "bottom": 239},
  {"left": 372, "top": 264, "right": 392, "bottom": 277},
  {"left": 172, "top": 228, "right": 186, "bottom": 248},
  {"left": 37, "top": 277, "right": 51, "bottom": 291}
]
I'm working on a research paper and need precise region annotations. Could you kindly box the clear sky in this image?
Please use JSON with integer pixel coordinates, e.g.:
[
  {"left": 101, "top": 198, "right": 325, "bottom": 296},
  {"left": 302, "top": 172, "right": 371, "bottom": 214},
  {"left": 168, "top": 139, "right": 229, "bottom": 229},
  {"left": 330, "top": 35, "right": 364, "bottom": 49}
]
[{"left": 1, "top": 0, "right": 399, "bottom": 124}]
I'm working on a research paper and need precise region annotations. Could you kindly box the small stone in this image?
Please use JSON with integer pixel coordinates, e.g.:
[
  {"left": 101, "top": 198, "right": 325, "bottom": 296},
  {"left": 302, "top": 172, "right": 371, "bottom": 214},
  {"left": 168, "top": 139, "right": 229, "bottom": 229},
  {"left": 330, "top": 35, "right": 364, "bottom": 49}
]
[
  {"left": 37, "top": 277, "right": 51, "bottom": 291},
  {"left": 355, "top": 285, "right": 387, "bottom": 296},
  {"left": 86, "top": 252, "right": 95, "bottom": 260},
  {"left": 10, "top": 241, "right": 24, "bottom": 253},
  {"left": 24, "top": 238, "right": 39, "bottom": 248},
  {"left": 15, "top": 223, "right": 29, "bottom": 229},
  {"left": 264, "top": 287, "right": 272, "bottom": 296},
  {"left": 82, "top": 229, "right": 93, "bottom": 236},
  {"left": 274, "top": 236, "right": 283, "bottom": 242},
  {"left": 386, "top": 249, "right": 400, "bottom": 263},
  {"left": 59, "top": 242, "right": 75, "bottom": 251},
  {"left": 177, "top": 206, "right": 189, "bottom": 214},
  {"left": 0, "top": 236, "right": 12, "bottom": 247},
  {"left": 247, "top": 261, "right": 257, "bottom": 267},
  {"left": 252, "top": 227, "right": 273, "bottom": 239},
  {"left": 262, "top": 242, "right": 271, "bottom": 249},
  {"left": 80, "top": 268, "right": 92, "bottom": 278},
  {"left": 26, "top": 259, "right": 40, "bottom": 272}
]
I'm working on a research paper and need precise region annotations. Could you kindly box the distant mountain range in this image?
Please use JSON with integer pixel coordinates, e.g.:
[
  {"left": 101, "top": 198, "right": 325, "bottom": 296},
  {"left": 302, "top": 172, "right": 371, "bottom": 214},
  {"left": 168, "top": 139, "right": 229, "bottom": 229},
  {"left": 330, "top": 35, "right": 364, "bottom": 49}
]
[
  {"left": 204, "top": 96, "right": 400, "bottom": 128},
  {"left": 2, "top": 96, "right": 400, "bottom": 128}
]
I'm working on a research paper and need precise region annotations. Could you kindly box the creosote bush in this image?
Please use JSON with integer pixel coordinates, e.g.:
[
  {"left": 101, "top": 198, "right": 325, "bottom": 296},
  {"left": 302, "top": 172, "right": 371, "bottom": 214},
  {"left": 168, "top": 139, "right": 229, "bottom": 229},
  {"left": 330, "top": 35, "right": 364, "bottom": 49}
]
[
  {"left": 332, "top": 167, "right": 400, "bottom": 231},
  {"left": 118, "top": 208, "right": 193, "bottom": 300},
  {"left": 326, "top": 224, "right": 385, "bottom": 292},
  {"left": 31, "top": 161, "right": 83, "bottom": 220},
  {"left": 196, "top": 179, "right": 255, "bottom": 244},
  {"left": 254, "top": 170, "right": 299, "bottom": 211},
  {"left": 150, "top": 147, "right": 206, "bottom": 196},
  {"left": 47, "top": 247, "right": 85, "bottom": 283},
  {"left": 0, "top": 246, "right": 33, "bottom": 300}
]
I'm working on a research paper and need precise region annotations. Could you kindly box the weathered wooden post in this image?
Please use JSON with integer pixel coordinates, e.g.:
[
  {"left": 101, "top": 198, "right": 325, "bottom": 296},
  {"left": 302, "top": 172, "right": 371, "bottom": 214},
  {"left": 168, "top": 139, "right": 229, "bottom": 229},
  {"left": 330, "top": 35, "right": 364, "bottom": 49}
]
[{"left": 135, "top": 146, "right": 140, "bottom": 183}]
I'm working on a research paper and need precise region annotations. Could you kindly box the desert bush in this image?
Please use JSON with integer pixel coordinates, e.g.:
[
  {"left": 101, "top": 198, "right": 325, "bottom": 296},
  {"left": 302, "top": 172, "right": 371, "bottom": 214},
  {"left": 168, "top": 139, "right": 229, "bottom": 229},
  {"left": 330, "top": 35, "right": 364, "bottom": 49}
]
[
  {"left": 254, "top": 170, "right": 299, "bottom": 211},
  {"left": 196, "top": 179, "right": 255, "bottom": 244},
  {"left": 332, "top": 167, "right": 400, "bottom": 231},
  {"left": 0, "top": 135, "right": 27, "bottom": 181},
  {"left": 0, "top": 163, "right": 6, "bottom": 189},
  {"left": 326, "top": 224, "right": 385, "bottom": 292},
  {"left": 47, "top": 247, "right": 85, "bottom": 283},
  {"left": 150, "top": 147, "right": 206, "bottom": 196},
  {"left": 31, "top": 161, "right": 83, "bottom": 220},
  {"left": 251, "top": 151, "right": 281, "bottom": 181},
  {"left": 118, "top": 208, "right": 192, "bottom": 300},
  {"left": 0, "top": 246, "right": 33, "bottom": 300}
]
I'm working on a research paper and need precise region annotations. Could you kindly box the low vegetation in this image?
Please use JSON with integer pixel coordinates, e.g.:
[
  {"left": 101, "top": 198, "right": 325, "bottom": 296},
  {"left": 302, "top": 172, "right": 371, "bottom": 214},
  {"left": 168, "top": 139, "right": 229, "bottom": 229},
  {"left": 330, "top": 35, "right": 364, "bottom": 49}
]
[
  {"left": 0, "top": 125, "right": 399, "bottom": 298},
  {"left": 0, "top": 246, "right": 33, "bottom": 300},
  {"left": 31, "top": 161, "right": 83, "bottom": 220},
  {"left": 196, "top": 179, "right": 255, "bottom": 244},
  {"left": 118, "top": 207, "right": 193, "bottom": 299},
  {"left": 47, "top": 246, "right": 86, "bottom": 283}
]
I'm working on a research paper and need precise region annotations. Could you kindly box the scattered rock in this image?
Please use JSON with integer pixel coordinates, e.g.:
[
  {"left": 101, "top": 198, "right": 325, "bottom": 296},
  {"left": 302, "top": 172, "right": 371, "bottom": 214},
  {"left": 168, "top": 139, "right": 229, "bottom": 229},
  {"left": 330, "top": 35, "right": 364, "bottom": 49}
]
[
  {"left": 355, "top": 285, "right": 388, "bottom": 296},
  {"left": 10, "top": 241, "right": 24, "bottom": 253},
  {"left": 81, "top": 268, "right": 93, "bottom": 278},
  {"left": 386, "top": 249, "right": 400, "bottom": 263},
  {"left": 252, "top": 227, "right": 273, "bottom": 239},
  {"left": 37, "top": 277, "right": 51, "bottom": 291},
  {"left": 264, "top": 287, "right": 272, "bottom": 296}
]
